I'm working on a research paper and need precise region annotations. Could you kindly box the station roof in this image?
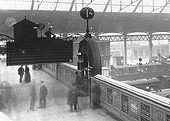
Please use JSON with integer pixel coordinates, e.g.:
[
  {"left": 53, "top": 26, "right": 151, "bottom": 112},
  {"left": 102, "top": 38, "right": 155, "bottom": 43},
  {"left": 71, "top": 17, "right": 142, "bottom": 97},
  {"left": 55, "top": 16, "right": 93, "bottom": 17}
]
[
  {"left": 1, "top": 0, "right": 170, "bottom": 36},
  {"left": 0, "top": 0, "right": 170, "bottom": 13}
]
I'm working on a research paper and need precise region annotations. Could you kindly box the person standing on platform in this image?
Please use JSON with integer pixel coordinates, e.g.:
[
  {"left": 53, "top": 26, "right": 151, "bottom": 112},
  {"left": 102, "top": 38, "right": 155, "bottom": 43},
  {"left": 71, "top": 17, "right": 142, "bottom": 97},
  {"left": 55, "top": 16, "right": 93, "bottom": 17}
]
[
  {"left": 92, "top": 81, "right": 101, "bottom": 110},
  {"left": 39, "top": 81, "right": 48, "bottom": 109},
  {"left": 2, "top": 81, "right": 13, "bottom": 114},
  {"left": 30, "top": 80, "right": 36, "bottom": 111},
  {"left": 18, "top": 65, "right": 24, "bottom": 83},
  {"left": 24, "top": 65, "right": 31, "bottom": 83},
  {"left": 75, "top": 71, "right": 81, "bottom": 89},
  {"left": 0, "top": 82, "right": 3, "bottom": 111},
  {"left": 67, "top": 83, "right": 78, "bottom": 112}
]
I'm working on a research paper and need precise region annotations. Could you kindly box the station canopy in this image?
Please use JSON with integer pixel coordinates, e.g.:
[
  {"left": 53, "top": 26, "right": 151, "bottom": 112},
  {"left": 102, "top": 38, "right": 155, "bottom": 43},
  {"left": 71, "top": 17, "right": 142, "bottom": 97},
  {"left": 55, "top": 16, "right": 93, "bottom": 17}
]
[
  {"left": 1, "top": 0, "right": 170, "bottom": 36},
  {"left": 0, "top": 0, "right": 170, "bottom": 13}
]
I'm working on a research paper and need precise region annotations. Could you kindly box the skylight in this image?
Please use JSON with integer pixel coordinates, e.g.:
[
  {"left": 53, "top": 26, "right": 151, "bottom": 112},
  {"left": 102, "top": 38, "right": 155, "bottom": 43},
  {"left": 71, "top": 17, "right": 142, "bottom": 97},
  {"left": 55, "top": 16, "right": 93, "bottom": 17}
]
[{"left": 0, "top": 0, "right": 169, "bottom": 13}]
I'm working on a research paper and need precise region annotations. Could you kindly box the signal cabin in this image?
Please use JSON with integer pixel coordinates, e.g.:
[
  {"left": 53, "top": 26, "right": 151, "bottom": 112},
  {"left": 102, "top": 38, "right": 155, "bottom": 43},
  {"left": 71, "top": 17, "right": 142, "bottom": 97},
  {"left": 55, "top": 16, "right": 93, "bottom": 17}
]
[
  {"left": 13, "top": 17, "right": 38, "bottom": 42},
  {"left": 7, "top": 18, "right": 73, "bottom": 66}
]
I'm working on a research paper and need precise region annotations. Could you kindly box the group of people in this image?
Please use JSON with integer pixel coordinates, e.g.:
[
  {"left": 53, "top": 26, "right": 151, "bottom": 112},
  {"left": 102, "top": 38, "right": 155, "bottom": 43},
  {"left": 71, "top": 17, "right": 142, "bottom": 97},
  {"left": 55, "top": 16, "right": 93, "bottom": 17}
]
[
  {"left": 0, "top": 80, "right": 48, "bottom": 112},
  {"left": 18, "top": 65, "right": 31, "bottom": 83},
  {"left": 29, "top": 80, "right": 48, "bottom": 111},
  {"left": 67, "top": 72, "right": 89, "bottom": 113},
  {"left": 67, "top": 71, "right": 101, "bottom": 113}
]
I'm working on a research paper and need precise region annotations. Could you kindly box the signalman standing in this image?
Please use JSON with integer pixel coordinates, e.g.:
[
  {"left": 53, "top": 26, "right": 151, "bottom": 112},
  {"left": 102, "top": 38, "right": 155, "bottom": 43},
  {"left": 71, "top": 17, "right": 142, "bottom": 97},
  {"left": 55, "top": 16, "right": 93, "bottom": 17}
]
[{"left": 44, "top": 28, "right": 55, "bottom": 39}]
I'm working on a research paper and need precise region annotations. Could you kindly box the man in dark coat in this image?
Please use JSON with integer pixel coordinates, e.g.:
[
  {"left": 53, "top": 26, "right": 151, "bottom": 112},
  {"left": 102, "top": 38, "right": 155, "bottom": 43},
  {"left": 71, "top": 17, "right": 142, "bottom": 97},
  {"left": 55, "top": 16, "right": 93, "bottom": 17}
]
[
  {"left": 2, "top": 81, "right": 13, "bottom": 114},
  {"left": 30, "top": 80, "right": 36, "bottom": 111},
  {"left": 24, "top": 65, "right": 31, "bottom": 83},
  {"left": 18, "top": 65, "right": 24, "bottom": 83},
  {"left": 39, "top": 81, "right": 48, "bottom": 108},
  {"left": 75, "top": 71, "right": 81, "bottom": 89},
  {"left": 44, "top": 28, "right": 55, "bottom": 39},
  {"left": 67, "top": 83, "right": 78, "bottom": 112},
  {"left": 0, "top": 83, "right": 3, "bottom": 111},
  {"left": 92, "top": 81, "right": 101, "bottom": 109}
]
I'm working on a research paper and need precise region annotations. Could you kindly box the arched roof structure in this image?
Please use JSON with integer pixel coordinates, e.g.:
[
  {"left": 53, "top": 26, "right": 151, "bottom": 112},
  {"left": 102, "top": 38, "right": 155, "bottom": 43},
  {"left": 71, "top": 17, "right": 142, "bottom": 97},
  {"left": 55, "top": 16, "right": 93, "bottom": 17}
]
[{"left": 0, "top": 0, "right": 170, "bottom": 37}]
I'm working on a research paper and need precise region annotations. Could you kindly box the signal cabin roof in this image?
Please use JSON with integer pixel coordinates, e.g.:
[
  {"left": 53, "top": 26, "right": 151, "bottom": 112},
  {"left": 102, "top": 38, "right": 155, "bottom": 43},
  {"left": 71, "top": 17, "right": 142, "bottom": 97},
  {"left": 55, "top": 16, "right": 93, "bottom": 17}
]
[{"left": 13, "top": 17, "right": 38, "bottom": 27}]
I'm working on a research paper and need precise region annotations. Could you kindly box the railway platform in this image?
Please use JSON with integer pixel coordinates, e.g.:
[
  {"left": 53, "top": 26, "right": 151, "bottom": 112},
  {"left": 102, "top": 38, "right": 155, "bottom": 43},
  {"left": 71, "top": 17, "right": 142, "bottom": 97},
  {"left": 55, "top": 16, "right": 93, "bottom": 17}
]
[{"left": 0, "top": 55, "right": 117, "bottom": 121}]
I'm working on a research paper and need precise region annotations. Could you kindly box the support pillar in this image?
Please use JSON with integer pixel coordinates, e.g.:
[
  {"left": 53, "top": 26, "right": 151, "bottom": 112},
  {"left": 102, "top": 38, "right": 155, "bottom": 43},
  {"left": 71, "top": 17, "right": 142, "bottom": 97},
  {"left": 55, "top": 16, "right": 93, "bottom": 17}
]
[
  {"left": 31, "top": 0, "right": 34, "bottom": 10},
  {"left": 63, "top": 32, "right": 67, "bottom": 38},
  {"left": 123, "top": 33, "right": 127, "bottom": 65},
  {"left": 95, "top": 32, "right": 99, "bottom": 40},
  {"left": 148, "top": 32, "right": 153, "bottom": 63}
]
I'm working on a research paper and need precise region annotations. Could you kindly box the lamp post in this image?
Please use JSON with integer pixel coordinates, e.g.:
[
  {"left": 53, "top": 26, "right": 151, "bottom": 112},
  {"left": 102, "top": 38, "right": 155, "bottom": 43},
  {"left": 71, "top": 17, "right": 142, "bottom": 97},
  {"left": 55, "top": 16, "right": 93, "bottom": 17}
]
[
  {"left": 80, "top": 7, "right": 94, "bottom": 39},
  {"left": 137, "top": 58, "right": 143, "bottom": 79},
  {"left": 138, "top": 58, "right": 143, "bottom": 72},
  {"left": 77, "top": 52, "right": 84, "bottom": 70}
]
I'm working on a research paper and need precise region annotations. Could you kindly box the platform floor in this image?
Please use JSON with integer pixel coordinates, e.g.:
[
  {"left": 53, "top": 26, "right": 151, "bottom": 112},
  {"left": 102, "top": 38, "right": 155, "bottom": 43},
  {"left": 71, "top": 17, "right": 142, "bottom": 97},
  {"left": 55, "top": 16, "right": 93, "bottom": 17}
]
[{"left": 0, "top": 55, "right": 116, "bottom": 121}]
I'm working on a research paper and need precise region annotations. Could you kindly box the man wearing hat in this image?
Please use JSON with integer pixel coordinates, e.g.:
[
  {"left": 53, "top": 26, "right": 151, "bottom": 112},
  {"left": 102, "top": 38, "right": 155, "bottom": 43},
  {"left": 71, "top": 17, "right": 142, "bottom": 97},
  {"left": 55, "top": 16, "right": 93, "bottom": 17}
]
[
  {"left": 30, "top": 80, "right": 36, "bottom": 111},
  {"left": 39, "top": 81, "right": 48, "bottom": 108},
  {"left": 75, "top": 71, "right": 81, "bottom": 88}
]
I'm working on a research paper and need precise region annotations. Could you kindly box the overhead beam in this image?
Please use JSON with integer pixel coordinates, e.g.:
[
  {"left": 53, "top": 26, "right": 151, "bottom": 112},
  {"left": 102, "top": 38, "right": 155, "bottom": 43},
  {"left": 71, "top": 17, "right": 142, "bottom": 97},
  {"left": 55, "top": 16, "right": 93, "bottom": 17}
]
[
  {"left": 118, "top": 0, "right": 138, "bottom": 12},
  {"left": 37, "top": 0, "right": 43, "bottom": 10},
  {"left": 103, "top": 0, "right": 111, "bottom": 12},
  {"left": 31, "top": 0, "right": 34, "bottom": 10},
  {"left": 97, "top": 0, "right": 113, "bottom": 34},
  {"left": 63, "top": 0, "right": 76, "bottom": 34},
  {"left": 149, "top": 2, "right": 169, "bottom": 32},
  {"left": 133, "top": 0, "right": 142, "bottom": 13},
  {"left": 53, "top": 0, "right": 59, "bottom": 11},
  {"left": 127, "top": 2, "right": 168, "bottom": 32},
  {"left": 159, "top": 2, "right": 168, "bottom": 13},
  {"left": 69, "top": 0, "right": 76, "bottom": 11}
]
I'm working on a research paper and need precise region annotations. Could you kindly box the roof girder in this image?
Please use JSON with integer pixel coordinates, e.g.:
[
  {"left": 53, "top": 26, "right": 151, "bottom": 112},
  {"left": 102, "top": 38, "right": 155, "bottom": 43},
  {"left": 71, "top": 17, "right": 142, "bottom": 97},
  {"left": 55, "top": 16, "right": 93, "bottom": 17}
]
[
  {"left": 31, "top": 0, "right": 34, "bottom": 10},
  {"left": 103, "top": 0, "right": 112, "bottom": 12},
  {"left": 69, "top": 0, "right": 76, "bottom": 11},
  {"left": 133, "top": 0, "right": 142, "bottom": 13},
  {"left": 53, "top": 0, "right": 60, "bottom": 11}
]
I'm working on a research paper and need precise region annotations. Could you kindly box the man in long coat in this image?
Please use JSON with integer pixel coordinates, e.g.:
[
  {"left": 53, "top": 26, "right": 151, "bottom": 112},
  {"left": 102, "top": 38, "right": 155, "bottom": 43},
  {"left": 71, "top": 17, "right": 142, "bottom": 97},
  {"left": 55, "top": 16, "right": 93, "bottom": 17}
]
[
  {"left": 30, "top": 80, "right": 36, "bottom": 110},
  {"left": 24, "top": 65, "right": 31, "bottom": 83},
  {"left": 39, "top": 81, "right": 48, "bottom": 108},
  {"left": 18, "top": 65, "right": 24, "bottom": 83},
  {"left": 92, "top": 81, "right": 101, "bottom": 109},
  {"left": 67, "top": 83, "right": 78, "bottom": 112}
]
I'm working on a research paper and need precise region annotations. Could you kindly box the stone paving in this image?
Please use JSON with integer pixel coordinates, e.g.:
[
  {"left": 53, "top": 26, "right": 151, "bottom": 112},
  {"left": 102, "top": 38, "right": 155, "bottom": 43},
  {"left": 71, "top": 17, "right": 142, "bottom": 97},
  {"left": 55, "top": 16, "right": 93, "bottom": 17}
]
[{"left": 0, "top": 55, "right": 116, "bottom": 121}]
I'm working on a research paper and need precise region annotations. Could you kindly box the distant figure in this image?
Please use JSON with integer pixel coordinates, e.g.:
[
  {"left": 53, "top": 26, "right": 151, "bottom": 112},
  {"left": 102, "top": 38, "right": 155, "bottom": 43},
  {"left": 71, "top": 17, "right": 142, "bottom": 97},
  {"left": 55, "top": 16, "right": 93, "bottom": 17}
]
[
  {"left": 44, "top": 28, "right": 55, "bottom": 39},
  {"left": 24, "top": 65, "right": 31, "bottom": 83},
  {"left": 92, "top": 81, "right": 101, "bottom": 110},
  {"left": 2, "top": 81, "right": 13, "bottom": 114},
  {"left": 75, "top": 71, "right": 81, "bottom": 89},
  {"left": 18, "top": 65, "right": 24, "bottom": 83},
  {"left": 0, "top": 82, "right": 3, "bottom": 111},
  {"left": 77, "top": 77, "right": 90, "bottom": 113},
  {"left": 39, "top": 81, "right": 48, "bottom": 109},
  {"left": 67, "top": 83, "right": 78, "bottom": 112},
  {"left": 30, "top": 80, "right": 36, "bottom": 111}
]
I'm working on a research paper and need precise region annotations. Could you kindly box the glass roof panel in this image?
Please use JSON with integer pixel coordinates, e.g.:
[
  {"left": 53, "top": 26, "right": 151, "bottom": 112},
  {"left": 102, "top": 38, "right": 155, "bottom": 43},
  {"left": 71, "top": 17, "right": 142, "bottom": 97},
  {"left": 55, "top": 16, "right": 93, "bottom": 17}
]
[
  {"left": 0, "top": 0, "right": 170, "bottom": 13},
  {"left": 0, "top": 0, "right": 32, "bottom": 10},
  {"left": 85, "top": 4, "right": 105, "bottom": 12},
  {"left": 119, "top": 2, "right": 138, "bottom": 12},
  {"left": 56, "top": 2, "right": 71, "bottom": 11},
  {"left": 162, "top": 6, "right": 170, "bottom": 13},
  {"left": 36, "top": 0, "right": 56, "bottom": 11}
]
